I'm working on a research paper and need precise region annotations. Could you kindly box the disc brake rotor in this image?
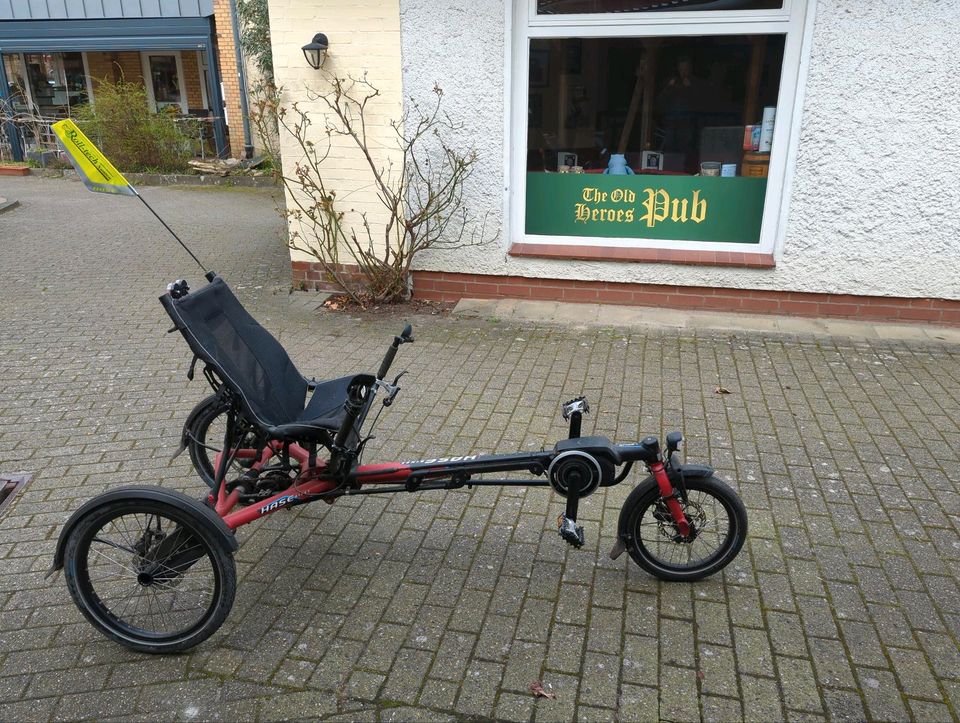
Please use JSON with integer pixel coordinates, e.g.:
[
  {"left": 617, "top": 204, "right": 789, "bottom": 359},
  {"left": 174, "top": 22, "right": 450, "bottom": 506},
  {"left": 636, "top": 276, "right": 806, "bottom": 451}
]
[{"left": 654, "top": 498, "right": 707, "bottom": 543}]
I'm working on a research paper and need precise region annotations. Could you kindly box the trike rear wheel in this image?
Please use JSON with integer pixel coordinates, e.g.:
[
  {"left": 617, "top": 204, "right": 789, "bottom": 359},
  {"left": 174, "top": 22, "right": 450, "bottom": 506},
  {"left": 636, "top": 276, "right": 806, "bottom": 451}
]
[
  {"left": 62, "top": 497, "right": 236, "bottom": 653},
  {"left": 620, "top": 475, "right": 747, "bottom": 582}
]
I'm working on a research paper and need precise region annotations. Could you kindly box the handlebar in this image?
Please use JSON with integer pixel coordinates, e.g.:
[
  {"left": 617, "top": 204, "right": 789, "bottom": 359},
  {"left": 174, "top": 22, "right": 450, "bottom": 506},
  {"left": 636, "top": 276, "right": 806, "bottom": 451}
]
[{"left": 377, "top": 324, "right": 414, "bottom": 380}]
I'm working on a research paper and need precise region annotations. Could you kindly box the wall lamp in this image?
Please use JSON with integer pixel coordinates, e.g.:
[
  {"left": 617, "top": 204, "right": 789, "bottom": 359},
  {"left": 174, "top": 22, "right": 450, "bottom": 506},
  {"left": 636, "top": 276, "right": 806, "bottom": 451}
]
[{"left": 302, "top": 33, "right": 329, "bottom": 70}]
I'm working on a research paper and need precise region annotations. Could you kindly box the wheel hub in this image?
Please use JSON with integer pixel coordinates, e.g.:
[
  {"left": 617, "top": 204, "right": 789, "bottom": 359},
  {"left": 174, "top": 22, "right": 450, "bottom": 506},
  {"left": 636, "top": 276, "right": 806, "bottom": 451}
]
[
  {"left": 655, "top": 498, "right": 707, "bottom": 544},
  {"left": 137, "top": 571, "right": 154, "bottom": 586}
]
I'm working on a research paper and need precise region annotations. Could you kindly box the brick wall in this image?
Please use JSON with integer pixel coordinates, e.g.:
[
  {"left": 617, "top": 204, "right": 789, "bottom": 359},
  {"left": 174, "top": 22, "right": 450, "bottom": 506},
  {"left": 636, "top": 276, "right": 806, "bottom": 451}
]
[
  {"left": 85, "top": 51, "right": 143, "bottom": 87},
  {"left": 84, "top": 52, "right": 116, "bottom": 86},
  {"left": 213, "top": 0, "right": 244, "bottom": 157},
  {"left": 290, "top": 261, "right": 960, "bottom": 324},
  {"left": 179, "top": 51, "right": 205, "bottom": 110},
  {"left": 291, "top": 261, "right": 369, "bottom": 294},
  {"left": 408, "top": 270, "right": 960, "bottom": 326}
]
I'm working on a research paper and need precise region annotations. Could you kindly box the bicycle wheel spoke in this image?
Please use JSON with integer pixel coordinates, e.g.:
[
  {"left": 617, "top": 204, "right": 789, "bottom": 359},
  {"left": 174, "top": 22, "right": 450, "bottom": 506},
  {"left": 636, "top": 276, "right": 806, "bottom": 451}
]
[{"left": 636, "top": 486, "right": 733, "bottom": 571}]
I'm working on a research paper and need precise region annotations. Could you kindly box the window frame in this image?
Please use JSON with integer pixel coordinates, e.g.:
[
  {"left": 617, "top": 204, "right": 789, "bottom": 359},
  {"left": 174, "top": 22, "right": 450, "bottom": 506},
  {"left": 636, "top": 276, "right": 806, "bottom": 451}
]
[
  {"left": 506, "top": 0, "right": 816, "bottom": 258},
  {"left": 140, "top": 51, "right": 188, "bottom": 114}
]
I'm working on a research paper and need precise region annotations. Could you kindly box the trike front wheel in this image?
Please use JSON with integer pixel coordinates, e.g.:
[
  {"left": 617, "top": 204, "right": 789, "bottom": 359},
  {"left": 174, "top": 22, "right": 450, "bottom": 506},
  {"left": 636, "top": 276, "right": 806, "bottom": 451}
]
[
  {"left": 619, "top": 475, "right": 747, "bottom": 582},
  {"left": 62, "top": 497, "right": 236, "bottom": 653}
]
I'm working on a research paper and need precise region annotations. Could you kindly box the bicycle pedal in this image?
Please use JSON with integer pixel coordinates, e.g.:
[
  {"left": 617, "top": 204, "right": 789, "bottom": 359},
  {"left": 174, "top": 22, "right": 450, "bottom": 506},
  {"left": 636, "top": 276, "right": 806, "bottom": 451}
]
[{"left": 557, "top": 514, "right": 585, "bottom": 548}]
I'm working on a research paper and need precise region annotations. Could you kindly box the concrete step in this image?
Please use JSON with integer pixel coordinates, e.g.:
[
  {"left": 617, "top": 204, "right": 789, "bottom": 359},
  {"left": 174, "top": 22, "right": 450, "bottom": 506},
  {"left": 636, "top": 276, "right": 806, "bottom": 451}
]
[{"left": 453, "top": 297, "right": 960, "bottom": 345}]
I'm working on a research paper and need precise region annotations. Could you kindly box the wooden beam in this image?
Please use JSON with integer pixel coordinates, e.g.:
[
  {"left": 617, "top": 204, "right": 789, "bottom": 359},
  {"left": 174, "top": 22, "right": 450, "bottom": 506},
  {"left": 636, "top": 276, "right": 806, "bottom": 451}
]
[
  {"left": 639, "top": 42, "right": 659, "bottom": 150},
  {"left": 617, "top": 60, "right": 644, "bottom": 154},
  {"left": 743, "top": 36, "right": 766, "bottom": 125}
]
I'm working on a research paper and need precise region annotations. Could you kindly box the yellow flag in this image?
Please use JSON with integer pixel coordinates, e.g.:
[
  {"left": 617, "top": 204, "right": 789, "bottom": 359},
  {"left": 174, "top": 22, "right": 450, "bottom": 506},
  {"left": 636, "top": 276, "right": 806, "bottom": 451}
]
[{"left": 52, "top": 119, "right": 135, "bottom": 196}]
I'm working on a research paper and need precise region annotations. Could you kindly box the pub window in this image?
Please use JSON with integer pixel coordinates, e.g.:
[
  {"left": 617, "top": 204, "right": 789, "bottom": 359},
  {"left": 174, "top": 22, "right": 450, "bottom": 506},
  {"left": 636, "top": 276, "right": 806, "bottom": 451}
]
[
  {"left": 537, "top": 0, "right": 783, "bottom": 13},
  {"left": 513, "top": 0, "right": 810, "bottom": 253}
]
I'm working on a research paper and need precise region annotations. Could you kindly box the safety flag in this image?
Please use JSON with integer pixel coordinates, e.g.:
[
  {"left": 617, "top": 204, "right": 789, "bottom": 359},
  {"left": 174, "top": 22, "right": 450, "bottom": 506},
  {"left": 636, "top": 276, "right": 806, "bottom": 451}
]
[{"left": 51, "top": 119, "right": 135, "bottom": 196}]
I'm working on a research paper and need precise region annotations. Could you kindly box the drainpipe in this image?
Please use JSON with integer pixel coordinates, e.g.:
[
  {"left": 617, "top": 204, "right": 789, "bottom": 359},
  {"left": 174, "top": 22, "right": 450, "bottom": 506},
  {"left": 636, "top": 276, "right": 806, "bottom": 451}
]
[{"left": 228, "top": 0, "right": 254, "bottom": 159}]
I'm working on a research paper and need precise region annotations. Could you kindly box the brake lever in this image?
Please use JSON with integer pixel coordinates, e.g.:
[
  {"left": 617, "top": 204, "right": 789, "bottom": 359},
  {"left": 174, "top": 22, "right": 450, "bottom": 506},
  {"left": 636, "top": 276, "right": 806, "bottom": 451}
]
[{"left": 382, "top": 370, "right": 408, "bottom": 407}]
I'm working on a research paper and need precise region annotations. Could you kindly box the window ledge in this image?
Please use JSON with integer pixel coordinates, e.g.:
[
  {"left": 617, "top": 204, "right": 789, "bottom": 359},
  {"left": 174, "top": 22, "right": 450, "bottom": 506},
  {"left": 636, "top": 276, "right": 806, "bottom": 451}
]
[{"left": 508, "top": 243, "right": 776, "bottom": 269}]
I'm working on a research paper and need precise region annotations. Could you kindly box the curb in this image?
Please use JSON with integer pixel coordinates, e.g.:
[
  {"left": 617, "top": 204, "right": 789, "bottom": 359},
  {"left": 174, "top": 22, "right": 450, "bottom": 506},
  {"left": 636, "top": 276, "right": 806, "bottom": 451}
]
[
  {"left": 27, "top": 168, "right": 279, "bottom": 189},
  {"left": 453, "top": 298, "right": 960, "bottom": 345},
  {"left": 0, "top": 198, "right": 20, "bottom": 215}
]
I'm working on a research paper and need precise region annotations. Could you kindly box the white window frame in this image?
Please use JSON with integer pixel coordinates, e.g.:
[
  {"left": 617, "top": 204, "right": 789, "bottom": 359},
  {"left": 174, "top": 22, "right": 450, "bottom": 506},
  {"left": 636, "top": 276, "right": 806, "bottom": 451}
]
[
  {"left": 4, "top": 53, "right": 36, "bottom": 112},
  {"left": 80, "top": 52, "right": 95, "bottom": 108},
  {"left": 506, "top": 0, "right": 817, "bottom": 257},
  {"left": 140, "top": 51, "right": 188, "bottom": 114}
]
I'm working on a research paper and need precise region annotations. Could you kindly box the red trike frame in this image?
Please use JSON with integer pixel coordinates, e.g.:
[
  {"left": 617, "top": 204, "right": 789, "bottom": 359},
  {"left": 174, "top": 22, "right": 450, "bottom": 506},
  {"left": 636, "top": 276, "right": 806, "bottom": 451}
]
[{"left": 212, "top": 436, "right": 691, "bottom": 540}]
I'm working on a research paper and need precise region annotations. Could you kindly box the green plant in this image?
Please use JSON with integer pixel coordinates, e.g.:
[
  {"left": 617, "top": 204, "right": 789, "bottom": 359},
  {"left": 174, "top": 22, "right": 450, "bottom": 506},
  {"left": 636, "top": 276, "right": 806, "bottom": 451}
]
[
  {"left": 73, "top": 79, "right": 192, "bottom": 173},
  {"left": 248, "top": 81, "right": 282, "bottom": 178},
  {"left": 237, "top": 0, "right": 273, "bottom": 81}
]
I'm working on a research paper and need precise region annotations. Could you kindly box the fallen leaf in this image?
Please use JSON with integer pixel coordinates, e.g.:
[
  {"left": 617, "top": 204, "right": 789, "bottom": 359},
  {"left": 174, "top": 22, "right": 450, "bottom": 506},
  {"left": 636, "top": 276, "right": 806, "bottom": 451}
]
[
  {"left": 530, "top": 681, "right": 556, "bottom": 700},
  {"left": 714, "top": 386, "right": 732, "bottom": 395},
  {"left": 696, "top": 670, "right": 705, "bottom": 680}
]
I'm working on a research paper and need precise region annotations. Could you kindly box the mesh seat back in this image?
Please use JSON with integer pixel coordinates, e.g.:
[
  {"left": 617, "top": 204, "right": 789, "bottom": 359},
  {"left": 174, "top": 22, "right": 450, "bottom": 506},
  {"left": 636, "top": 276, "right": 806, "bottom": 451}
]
[{"left": 160, "top": 277, "right": 307, "bottom": 428}]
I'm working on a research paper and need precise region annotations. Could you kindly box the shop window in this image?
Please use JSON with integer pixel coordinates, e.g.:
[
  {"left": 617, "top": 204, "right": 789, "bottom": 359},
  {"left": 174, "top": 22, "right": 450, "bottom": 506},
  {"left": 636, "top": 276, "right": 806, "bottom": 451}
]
[
  {"left": 526, "top": 35, "right": 783, "bottom": 243},
  {"left": 537, "top": 0, "right": 782, "bottom": 14},
  {"left": 513, "top": 1, "right": 811, "bottom": 255},
  {"left": 22, "top": 52, "right": 88, "bottom": 117},
  {"left": 2, "top": 54, "right": 31, "bottom": 113}
]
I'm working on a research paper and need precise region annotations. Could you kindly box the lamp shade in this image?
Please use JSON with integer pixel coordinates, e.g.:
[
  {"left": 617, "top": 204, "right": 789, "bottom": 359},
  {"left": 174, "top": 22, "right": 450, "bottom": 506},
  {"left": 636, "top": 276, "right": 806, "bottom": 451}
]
[{"left": 302, "top": 33, "right": 329, "bottom": 69}]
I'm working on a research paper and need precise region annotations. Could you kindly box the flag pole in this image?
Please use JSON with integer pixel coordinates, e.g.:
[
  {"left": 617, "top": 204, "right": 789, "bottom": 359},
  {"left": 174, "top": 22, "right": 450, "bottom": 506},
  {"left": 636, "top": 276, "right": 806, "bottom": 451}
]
[
  {"left": 130, "top": 186, "right": 210, "bottom": 277},
  {"left": 51, "top": 118, "right": 213, "bottom": 280}
]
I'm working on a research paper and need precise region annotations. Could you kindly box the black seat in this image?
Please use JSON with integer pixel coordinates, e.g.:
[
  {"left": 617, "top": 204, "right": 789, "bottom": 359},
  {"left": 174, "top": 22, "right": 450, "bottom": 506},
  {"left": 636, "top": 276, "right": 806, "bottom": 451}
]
[{"left": 160, "top": 276, "right": 372, "bottom": 442}]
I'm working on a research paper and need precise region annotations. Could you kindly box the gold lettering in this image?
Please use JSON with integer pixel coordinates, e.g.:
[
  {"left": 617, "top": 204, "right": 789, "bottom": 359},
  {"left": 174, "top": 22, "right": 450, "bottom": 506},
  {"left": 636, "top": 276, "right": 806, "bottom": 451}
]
[
  {"left": 690, "top": 190, "right": 707, "bottom": 223},
  {"left": 640, "top": 188, "right": 670, "bottom": 228},
  {"left": 575, "top": 203, "right": 591, "bottom": 223},
  {"left": 611, "top": 188, "right": 624, "bottom": 203},
  {"left": 581, "top": 187, "right": 610, "bottom": 203},
  {"left": 671, "top": 198, "right": 688, "bottom": 223},
  {"left": 625, "top": 209, "right": 634, "bottom": 223}
]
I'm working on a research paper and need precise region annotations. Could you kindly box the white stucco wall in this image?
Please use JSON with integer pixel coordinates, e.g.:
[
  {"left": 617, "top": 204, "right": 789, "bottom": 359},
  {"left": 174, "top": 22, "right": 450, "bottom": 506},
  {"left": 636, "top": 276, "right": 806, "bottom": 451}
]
[{"left": 399, "top": 0, "right": 960, "bottom": 300}]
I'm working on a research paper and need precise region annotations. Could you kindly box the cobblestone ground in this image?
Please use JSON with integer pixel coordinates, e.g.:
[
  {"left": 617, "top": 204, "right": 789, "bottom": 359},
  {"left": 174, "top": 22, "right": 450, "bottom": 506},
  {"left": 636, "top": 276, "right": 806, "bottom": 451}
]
[{"left": 1, "top": 177, "right": 959, "bottom": 722}]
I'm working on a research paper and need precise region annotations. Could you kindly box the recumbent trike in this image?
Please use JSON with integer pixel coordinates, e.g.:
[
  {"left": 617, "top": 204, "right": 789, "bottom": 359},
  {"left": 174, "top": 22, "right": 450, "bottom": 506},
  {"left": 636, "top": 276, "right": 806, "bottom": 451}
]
[{"left": 49, "top": 273, "right": 748, "bottom": 653}]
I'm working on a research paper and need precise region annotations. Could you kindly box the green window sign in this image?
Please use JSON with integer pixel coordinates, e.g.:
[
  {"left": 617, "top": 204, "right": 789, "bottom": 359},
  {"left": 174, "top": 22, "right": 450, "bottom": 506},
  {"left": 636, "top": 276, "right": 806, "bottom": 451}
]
[{"left": 525, "top": 173, "right": 768, "bottom": 244}]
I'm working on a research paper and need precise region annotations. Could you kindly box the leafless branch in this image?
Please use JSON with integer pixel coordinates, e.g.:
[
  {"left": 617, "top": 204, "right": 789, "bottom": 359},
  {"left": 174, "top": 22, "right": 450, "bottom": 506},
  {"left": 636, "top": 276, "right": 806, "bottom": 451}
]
[{"left": 251, "top": 75, "right": 496, "bottom": 304}]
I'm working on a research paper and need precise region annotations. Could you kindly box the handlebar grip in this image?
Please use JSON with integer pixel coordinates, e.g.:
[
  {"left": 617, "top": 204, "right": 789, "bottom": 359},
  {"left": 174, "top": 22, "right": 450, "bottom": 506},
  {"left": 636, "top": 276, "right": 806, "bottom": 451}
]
[
  {"left": 377, "top": 345, "right": 398, "bottom": 381},
  {"left": 377, "top": 325, "right": 413, "bottom": 380}
]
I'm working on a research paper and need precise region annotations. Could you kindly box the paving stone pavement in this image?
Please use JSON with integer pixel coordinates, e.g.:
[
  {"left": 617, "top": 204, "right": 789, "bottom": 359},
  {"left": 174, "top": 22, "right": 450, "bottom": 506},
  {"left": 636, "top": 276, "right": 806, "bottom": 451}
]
[{"left": 1, "top": 176, "right": 959, "bottom": 722}]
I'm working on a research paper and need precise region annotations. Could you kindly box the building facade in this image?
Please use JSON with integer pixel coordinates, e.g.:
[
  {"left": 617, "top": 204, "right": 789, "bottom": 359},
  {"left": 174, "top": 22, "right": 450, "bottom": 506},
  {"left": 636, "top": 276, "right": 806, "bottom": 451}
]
[
  {"left": 272, "top": 0, "right": 960, "bottom": 324},
  {"left": 0, "top": 0, "right": 253, "bottom": 160}
]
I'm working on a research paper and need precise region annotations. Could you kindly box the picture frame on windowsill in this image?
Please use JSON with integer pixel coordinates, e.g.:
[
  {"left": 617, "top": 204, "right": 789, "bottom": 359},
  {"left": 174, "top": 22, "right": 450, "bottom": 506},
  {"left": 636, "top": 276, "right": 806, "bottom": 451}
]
[{"left": 641, "top": 150, "right": 664, "bottom": 171}]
